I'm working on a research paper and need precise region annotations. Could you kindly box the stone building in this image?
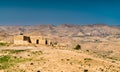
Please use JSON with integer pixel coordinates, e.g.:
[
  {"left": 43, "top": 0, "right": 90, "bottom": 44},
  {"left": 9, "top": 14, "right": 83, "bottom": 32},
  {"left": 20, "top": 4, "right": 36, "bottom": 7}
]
[{"left": 13, "top": 35, "right": 49, "bottom": 45}]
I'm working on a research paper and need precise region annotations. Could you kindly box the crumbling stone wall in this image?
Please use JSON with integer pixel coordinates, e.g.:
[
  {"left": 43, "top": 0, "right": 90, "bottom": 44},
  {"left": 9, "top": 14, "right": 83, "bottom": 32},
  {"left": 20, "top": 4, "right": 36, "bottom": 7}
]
[
  {"left": 13, "top": 35, "right": 50, "bottom": 45},
  {"left": 14, "top": 35, "right": 29, "bottom": 45}
]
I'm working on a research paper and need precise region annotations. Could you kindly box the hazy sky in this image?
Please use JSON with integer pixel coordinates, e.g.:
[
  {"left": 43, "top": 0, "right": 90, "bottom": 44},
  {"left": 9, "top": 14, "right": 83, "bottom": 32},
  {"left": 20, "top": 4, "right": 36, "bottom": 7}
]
[{"left": 0, "top": 0, "right": 120, "bottom": 26}]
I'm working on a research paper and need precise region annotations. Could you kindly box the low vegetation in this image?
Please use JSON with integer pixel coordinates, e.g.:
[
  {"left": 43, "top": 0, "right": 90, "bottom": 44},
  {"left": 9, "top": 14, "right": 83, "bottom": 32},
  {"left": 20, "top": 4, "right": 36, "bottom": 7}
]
[
  {"left": 0, "top": 55, "right": 31, "bottom": 69},
  {"left": 0, "top": 49, "right": 44, "bottom": 70},
  {"left": 84, "top": 69, "right": 88, "bottom": 72},
  {"left": 74, "top": 44, "right": 81, "bottom": 50},
  {"left": 31, "top": 51, "right": 43, "bottom": 55},
  {"left": 0, "top": 42, "right": 8, "bottom": 46},
  {"left": 84, "top": 58, "right": 92, "bottom": 61},
  {"left": 1, "top": 49, "right": 28, "bottom": 54}
]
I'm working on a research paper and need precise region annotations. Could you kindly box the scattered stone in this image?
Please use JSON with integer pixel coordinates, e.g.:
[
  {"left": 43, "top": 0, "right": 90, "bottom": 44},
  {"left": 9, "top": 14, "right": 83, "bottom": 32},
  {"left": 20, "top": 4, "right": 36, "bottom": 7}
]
[
  {"left": 66, "top": 59, "right": 70, "bottom": 61},
  {"left": 70, "top": 62, "right": 73, "bottom": 65},
  {"left": 61, "top": 59, "right": 64, "bottom": 61},
  {"left": 30, "top": 63, "right": 34, "bottom": 65},
  {"left": 14, "top": 56, "right": 17, "bottom": 58},
  {"left": 37, "top": 70, "right": 40, "bottom": 72},
  {"left": 28, "top": 54, "right": 30, "bottom": 56},
  {"left": 44, "top": 62, "right": 46, "bottom": 64}
]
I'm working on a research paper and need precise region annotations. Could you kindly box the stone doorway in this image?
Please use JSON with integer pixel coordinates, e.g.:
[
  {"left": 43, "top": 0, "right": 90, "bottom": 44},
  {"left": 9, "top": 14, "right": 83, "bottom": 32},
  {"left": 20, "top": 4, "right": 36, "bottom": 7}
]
[
  {"left": 36, "top": 39, "right": 39, "bottom": 44},
  {"left": 45, "top": 40, "right": 48, "bottom": 45}
]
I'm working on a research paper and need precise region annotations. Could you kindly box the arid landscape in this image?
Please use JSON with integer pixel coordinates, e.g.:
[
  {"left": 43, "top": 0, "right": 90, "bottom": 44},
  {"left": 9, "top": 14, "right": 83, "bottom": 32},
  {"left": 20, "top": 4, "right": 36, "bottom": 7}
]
[{"left": 0, "top": 24, "right": 119, "bottom": 72}]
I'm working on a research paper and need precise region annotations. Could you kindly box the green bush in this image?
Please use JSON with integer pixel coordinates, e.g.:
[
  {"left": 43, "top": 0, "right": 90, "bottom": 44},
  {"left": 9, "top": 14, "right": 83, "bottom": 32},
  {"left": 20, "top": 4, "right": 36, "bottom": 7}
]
[
  {"left": 0, "top": 43, "right": 7, "bottom": 46},
  {"left": 0, "top": 55, "right": 13, "bottom": 69},
  {"left": 0, "top": 55, "right": 11, "bottom": 63},
  {"left": 0, "top": 42, "right": 11, "bottom": 46},
  {"left": 74, "top": 44, "right": 81, "bottom": 50}
]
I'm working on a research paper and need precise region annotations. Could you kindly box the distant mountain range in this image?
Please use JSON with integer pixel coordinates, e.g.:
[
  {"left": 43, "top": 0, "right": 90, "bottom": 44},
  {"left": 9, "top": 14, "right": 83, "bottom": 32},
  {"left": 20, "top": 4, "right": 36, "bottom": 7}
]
[{"left": 0, "top": 24, "right": 119, "bottom": 42}]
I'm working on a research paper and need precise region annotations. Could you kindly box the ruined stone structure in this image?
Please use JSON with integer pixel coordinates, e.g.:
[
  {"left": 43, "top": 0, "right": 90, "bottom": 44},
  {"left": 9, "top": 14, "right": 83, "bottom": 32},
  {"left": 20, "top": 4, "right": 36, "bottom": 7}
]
[{"left": 14, "top": 35, "right": 49, "bottom": 45}]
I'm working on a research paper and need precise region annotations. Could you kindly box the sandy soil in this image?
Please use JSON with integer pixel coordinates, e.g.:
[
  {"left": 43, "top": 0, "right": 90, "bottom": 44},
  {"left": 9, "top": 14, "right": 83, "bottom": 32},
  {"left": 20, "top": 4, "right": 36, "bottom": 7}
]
[{"left": 0, "top": 45, "right": 119, "bottom": 72}]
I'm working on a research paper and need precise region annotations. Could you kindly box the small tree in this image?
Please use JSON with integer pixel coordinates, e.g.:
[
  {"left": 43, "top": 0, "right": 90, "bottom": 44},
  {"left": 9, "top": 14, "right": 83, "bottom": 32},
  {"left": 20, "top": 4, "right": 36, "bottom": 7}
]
[{"left": 74, "top": 44, "right": 81, "bottom": 50}]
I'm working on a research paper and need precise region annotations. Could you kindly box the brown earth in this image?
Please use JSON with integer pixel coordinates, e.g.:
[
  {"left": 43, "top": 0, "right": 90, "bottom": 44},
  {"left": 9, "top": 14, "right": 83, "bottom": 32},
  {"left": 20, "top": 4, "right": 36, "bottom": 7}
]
[
  {"left": 0, "top": 24, "right": 119, "bottom": 72},
  {"left": 0, "top": 44, "right": 119, "bottom": 72}
]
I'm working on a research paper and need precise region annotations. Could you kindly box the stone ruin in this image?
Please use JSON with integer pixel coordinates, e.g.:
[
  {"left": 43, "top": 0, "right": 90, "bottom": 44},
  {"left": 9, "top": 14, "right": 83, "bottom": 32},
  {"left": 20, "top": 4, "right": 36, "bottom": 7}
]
[{"left": 13, "top": 34, "right": 50, "bottom": 46}]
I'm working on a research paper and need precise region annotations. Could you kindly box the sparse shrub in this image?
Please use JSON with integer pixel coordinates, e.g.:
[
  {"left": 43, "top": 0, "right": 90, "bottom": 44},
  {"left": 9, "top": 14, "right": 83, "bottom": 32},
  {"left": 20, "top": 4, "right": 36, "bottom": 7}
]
[
  {"left": 0, "top": 55, "right": 12, "bottom": 69},
  {"left": 0, "top": 55, "right": 11, "bottom": 63},
  {"left": 99, "top": 68, "right": 104, "bottom": 71},
  {"left": 107, "top": 57, "right": 118, "bottom": 60},
  {"left": 61, "top": 59, "right": 64, "bottom": 61},
  {"left": 86, "top": 50, "right": 89, "bottom": 52},
  {"left": 44, "top": 62, "right": 46, "bottom": 64},
  {"left": 2, "top": 49, "right": 27, "bottom": 54},
  {"left": 74, "top": 44, "right": 81, "bottom": 50},
  {"left": 84, "top": 58, "right": 92, "bottom": 61},
  {"left": 37, "top": 70, "right": 40, "bottom": 72},
  {"left": 12, "top": 50, "right": 26, "bottom": 53},
  {"left": 112, "top": 61, "right": 116, "bottom": 63},
  {"left": 66, "top": 59, "right": 70, "bottom": 61},
  {"left": 32, "top": 51, "right": 43, "bottom": 55},
  {"left": 0, "top": 55, "right": 31, "bottom": 69},
  {"left": 0, "top": 42, "right": 7, "bottom": 46},
  {"left": 88, "top": 64, "right": 91, "bottom": 66},
  {"left": 0, "top": 42, "right": 11, "bottom": 46},
  {"left": 30, "top": 63, "right": 34, "bottom": 65},
  {"left": 14, "top": 56, "right": 17, "bottom": 59},
  {"left": 28, "top": 54, "right": 30, "bottom": 56},
  {"left": 84, "top": 69, "right": 88, "bottom": 72},
  {"left": 54, "top": 42, "right": 58, "bottom": 45},
  {"left": 108, "top": 50, "right": 113, "bottom": 53},
  {"left": 70, "top": 62, "right": 73, "bottom": 65},
  {"left": 20, "top": 56, "right": 22, "bottom": 58}
]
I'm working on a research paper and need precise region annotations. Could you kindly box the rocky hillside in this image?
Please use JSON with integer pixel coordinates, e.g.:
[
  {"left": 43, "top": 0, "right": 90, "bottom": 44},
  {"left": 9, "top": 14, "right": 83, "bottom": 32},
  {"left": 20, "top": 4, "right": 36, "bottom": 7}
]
[{"left": 0, "top": 24, "right": 119, "bottom": 43}]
